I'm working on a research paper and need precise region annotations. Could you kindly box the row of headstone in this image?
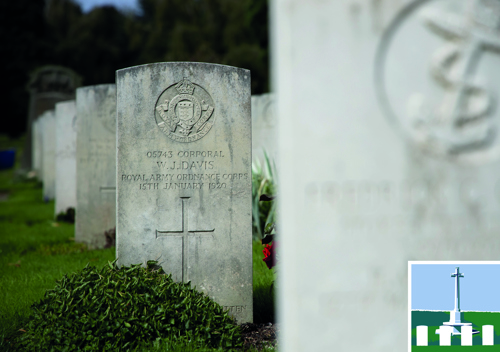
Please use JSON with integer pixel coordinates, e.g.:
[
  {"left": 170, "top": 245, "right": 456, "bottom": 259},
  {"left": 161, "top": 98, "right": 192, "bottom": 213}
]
[
  {"left": 31, "top": 85, "right": 117, "bottom": 246},
  {"left": 417, "top": 325, "right": 494, "bottom": 346},
  {"left": 30, "top": 63, "right": 255, "bottom": 323}
]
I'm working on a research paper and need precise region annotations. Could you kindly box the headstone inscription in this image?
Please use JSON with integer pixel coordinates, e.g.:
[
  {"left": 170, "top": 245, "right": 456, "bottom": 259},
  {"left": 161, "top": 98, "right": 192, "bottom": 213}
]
[
  {"left": 76, "top": 84, "right": 117, "bottom": 249},
  {"left": 55, "top": 100, "right": 77, "bottom": 215},
  {"left": 40, "top": 110, "right": 56, "bottom": 201},
  {"left": 251, "top": 93, "right": 276, "bottom": 162},
  {"left": 273, "top": 0, "right": 500, "bottom": 351},
  {"left": 22, "top": 66, "right": 81, "bottom": 171},
  {"left": 116, "top": 62, "right": 252, "bottom": 323}
]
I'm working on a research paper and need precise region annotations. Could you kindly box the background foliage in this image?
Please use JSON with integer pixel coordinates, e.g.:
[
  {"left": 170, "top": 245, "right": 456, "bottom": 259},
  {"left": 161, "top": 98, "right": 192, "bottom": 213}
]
[
  {"left": 1, "top": 0, "right": 269, "bottom": 137},
  {"left": 252, "top": 152, "right": 276, "bottom": 241}
]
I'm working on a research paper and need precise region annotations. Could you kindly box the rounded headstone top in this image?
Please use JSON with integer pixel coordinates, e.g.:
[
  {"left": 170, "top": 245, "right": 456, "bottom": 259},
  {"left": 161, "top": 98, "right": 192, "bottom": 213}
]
[{"left": 28, "top": 65, "right": 82, "bottom": 95}]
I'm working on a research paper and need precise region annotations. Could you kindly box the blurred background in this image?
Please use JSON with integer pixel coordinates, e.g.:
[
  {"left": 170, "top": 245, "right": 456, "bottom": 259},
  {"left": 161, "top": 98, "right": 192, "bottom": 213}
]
[{"left": 0, "top": 0, "right": 270, "bottom": 139}]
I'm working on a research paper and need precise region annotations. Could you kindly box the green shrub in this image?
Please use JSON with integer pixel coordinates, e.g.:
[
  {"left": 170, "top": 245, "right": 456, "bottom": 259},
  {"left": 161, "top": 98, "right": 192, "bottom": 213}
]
[{"left": 16, "top": 260, "right": 242, "bottom": 351}]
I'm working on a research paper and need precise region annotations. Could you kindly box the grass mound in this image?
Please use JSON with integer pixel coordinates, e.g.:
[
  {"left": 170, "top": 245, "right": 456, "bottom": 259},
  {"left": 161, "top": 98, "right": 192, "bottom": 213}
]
[{"left": 16, "top": 260, "right": 242, "bottom": 351}]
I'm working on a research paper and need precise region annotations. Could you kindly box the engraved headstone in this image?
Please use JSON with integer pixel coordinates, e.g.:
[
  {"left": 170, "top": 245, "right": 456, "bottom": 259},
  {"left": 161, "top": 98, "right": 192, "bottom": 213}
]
[
  {"left": 116, "top": 62, "right": 252, "bottom": 323},
  {"left": 22, "top": 66, "right": 81, "bottom": 171},
  {"left": 251, "top": 93, "right": 276, "bottom": 162},
  {"left": 76, "top": 84, "right": 117, "bottom": 249},
  {"left": 40, "top": 110, "right": 56, "bottom": 201},
  {"left": 55, "top": 100, "right": 77, "bottom": 215},
  {"left": 273, "top": 0, "right": 500, "bottom": 350}
]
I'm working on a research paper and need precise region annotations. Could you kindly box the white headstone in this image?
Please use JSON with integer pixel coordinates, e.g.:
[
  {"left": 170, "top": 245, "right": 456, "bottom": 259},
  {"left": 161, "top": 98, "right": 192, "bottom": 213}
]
[
  {"left": 416, "top": 325, "right": 428, "bottom": 346},
  {"left": 483, "top": 325, "right": 494, "bottom": 345},
  {"left": 40, "top": 110, "right": 56, "bottom": 201},
  {"left": 76, "top": 84, "right": 117, "bottom": 248},
  {"left": 32, "top": 118, "right": 43, "bottom": 179},
  {"left": 251, "top": 93, "right": 276, "bottom": 162},
  {"left": 273, "top": 0, "right": 500, "bottom": 350},
  {"left": 439, "top": 326, "right": 453, "bottom": 346},
  {"left": 116, "top": 62, "right": 252, "bottom": 323},
  {"left": 55, "top": 100, "right": 77, "bottom": 215},
  {"left": 461, "top": 325, "right": 473, "bottom": 346}
]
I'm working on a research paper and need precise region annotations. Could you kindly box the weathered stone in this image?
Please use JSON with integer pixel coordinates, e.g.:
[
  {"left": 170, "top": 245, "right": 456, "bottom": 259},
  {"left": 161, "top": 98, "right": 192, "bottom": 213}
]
[
  {"left": 22, "top": 66, "right": 81, "bottom": 171},
  {"left": 40, "top": 110, "right": 56, "bottom": 201},
  {"left": 55, "top": 100, "right": 77, "bottom": 215},
  {"left": 273, "top": 0, "right": 500, "bottom": 350},
  {"left": 251, "top": 93, "right": 276, "bottom": 162},
  {"left": 76, "top": 84, "right": 117, "bottom": 249},
  {"left": 116, "top": 62, "right": 252, "bottom": 323}
]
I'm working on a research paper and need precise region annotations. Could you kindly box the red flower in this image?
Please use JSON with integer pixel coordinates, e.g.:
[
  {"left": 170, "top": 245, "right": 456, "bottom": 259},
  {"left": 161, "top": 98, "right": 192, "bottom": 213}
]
[{"left": 262, "top": 242, "right": 276, "bottom": 269}]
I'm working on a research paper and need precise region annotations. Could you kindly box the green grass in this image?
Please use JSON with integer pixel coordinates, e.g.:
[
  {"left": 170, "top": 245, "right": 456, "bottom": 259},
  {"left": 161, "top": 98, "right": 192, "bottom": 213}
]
[{"left": 0, "top": 136, "right": 276, "bottom": 351}]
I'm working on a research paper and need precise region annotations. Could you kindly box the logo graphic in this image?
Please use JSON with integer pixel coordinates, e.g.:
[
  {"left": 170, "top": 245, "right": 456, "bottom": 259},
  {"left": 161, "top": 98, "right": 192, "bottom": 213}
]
[
  {"left": 409, "top": 262, "right": 500, "bottom": 348},
  {"left": 155, "top": 78, "right": 215, "bottom": 143},
  {"left": 376, "top": 0, "right": 500, "bottom": 162}
]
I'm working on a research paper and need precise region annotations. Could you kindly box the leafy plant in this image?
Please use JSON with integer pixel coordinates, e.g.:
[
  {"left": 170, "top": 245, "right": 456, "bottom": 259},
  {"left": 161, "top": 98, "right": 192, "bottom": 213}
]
[
  {"left": 252, "top": 151, "right": 277, "bottom": 241},
  {"left": 15, "top": 260, "right": 242, "bottom": 351}
]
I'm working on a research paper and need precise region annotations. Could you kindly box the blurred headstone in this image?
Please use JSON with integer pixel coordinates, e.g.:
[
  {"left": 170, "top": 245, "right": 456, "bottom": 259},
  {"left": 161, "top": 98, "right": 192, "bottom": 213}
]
[
  {"left": 116, "top": 62, "right": 252, "bottom": 323},
  {"left": 21, "top": 66, "right": 81, "bottom": 172},
  {"left": 40, "top": 110, "right": 56, "bottom": 201},
  {"left": 55, "top": 100, "right": 77, "bottom": 215},
  {"left": 251, "top": 93, "right": 276, "bottom": 162},
  {"left": 76, "top": 84, "right": 117, "bottom": 249},
  {"left": 32, "top": 118, "right": 43, "bottom": 179},
  {"left": 273, "top": 0, "right": 500, "bottom": 350}
]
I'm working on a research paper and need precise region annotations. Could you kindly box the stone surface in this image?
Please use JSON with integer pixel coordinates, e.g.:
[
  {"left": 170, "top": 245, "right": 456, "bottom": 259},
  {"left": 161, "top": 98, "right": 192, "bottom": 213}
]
[
  {"left": 116, "top": 62, "right": 252, "bottom": 323},
  {"left": 32, "top": 118, "right": 43, "bottom": 180},
  {"left": 273, "top": 0, "right": 500, "bottom": 351},
  {"left": 22, "top": 66, "right": 81, "bottom": 171},
  {"left": 76, "top": 84, "right": 117, "bottom": 249},
  {"left": 251, "top": 93, "right": 276, "bottom": 163},
  {"left": 40, "top": 110, "right": 56, "bottom": 201},
  {"left": 55, "top": 100, "right": 77, "bottom": 215}
]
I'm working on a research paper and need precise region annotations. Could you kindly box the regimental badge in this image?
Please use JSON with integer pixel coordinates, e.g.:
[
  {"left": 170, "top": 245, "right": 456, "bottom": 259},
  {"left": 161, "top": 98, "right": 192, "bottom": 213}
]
[
  {"left": 155, "top": 78, "right": 215, "bottom": 143},
  {"left": 376, "top": 0, "right": 500, "bottom": 163}
]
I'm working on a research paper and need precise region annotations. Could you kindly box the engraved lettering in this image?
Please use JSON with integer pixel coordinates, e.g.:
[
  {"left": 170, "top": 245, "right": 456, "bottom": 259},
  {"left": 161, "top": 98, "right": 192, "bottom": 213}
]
[
  {"left": 139, "top": 183, "right": 159, "bottom": 190},
  {"left": 209, "top": 183, "right": 227, "bottom": 189},
  {"left": 223, "top": 305, "right": 247, "bottom": 313}
]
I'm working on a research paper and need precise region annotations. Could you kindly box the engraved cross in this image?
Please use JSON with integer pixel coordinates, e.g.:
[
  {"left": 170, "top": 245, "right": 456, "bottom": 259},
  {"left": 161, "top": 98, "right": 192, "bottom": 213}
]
[{"left": 156, "top": 197, "right": 214, "bottom": 282}]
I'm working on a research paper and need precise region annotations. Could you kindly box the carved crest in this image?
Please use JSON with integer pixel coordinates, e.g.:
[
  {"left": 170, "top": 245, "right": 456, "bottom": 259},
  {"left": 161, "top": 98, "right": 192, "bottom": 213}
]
[
  {"left": 408, "top": 0, "right": 500, "bottom": 155},
  {"left": 155, "top": 78, "right": 215, "bottom": 142},
  {"left": 377, "top": 0, "right": 500, "bottom": 162}
]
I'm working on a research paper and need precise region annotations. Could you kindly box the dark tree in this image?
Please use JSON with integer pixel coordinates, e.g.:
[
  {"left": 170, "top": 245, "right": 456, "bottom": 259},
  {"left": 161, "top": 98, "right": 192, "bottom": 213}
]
[{"left": 2, "top": 0, "right": 270, "bottom": 138}]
